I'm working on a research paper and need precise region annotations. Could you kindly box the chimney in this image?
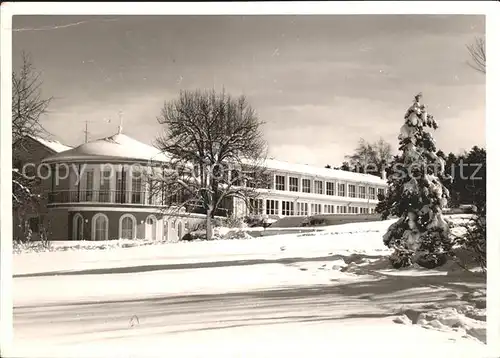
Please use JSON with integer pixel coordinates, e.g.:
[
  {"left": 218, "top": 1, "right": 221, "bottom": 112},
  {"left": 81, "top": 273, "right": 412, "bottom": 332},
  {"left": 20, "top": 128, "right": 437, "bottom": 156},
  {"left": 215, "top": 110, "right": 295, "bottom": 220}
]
[{"left": 381, "top": 166, "right": 387, "bottom": 181}]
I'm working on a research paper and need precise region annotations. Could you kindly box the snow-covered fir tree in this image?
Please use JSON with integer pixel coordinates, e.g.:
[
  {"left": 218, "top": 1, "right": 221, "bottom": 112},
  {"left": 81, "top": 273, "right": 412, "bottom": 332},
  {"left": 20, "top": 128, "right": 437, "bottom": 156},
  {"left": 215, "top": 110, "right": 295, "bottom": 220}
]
[{"left": 378, "top": 93, "right": 453, "bottom": 269}]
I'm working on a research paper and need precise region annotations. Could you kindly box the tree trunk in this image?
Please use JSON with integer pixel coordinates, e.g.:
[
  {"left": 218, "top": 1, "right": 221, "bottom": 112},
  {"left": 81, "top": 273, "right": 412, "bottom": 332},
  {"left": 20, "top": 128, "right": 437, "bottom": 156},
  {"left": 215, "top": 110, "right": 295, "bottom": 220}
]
[{"left": 206, "top": 208, "right": 213, "bottom": 240}]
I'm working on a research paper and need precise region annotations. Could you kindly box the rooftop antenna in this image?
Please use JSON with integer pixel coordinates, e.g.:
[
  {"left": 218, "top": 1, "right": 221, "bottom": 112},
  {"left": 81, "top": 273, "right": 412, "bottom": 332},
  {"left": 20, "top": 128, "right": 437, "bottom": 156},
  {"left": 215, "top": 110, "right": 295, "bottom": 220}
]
[
  {"left": 118, "top": 110, "right": 124, "bottom": 134},
  {"left": 84, "top": 120, "right": 89, "bottom": 143}
]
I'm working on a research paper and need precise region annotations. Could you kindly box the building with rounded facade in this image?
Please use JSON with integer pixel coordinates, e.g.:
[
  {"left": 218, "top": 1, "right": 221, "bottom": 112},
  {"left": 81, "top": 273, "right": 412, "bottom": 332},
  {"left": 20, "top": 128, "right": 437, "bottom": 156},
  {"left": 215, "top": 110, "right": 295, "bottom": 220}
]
[
  {"left": 41, "top": 131, "right": 206, "bottom": 242},
  {"left": 36, "top": 130, "right": 387, "bottom": 241}
]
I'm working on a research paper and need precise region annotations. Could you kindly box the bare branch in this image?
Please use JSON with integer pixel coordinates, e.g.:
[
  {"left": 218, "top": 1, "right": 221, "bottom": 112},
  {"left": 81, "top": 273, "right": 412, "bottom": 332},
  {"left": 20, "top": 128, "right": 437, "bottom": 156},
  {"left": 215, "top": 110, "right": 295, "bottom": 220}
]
[
  {"left": 12, "top": 52, "right": 52, "bottom": 213},
  {"left": 466, "top": 36, "right": 486, "bottom": 74}
]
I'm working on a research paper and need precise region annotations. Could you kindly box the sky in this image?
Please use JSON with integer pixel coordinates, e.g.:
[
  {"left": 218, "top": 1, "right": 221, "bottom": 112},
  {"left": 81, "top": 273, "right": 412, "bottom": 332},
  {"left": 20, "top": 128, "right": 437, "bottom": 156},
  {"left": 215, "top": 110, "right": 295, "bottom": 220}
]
[{"left": 12, "top": 15, "right": 485, "bottom": 167}]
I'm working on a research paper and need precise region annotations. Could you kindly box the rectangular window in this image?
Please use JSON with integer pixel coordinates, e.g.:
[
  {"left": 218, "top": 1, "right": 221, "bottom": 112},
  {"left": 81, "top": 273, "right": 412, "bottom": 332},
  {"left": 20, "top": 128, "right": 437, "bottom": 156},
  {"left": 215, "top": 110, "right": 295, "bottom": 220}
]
[
  {"left": 358, "top": 186, "right": 366, "bottom": 199},
  {"left": 302, "top": 179, "right": 311, "bottom": 193},
  {"left": 266, "top": 199, "right": 279, "bottom": 215},
  {"left": 378, "top": 188, "right": 385, "bottom": 198},
  {"left": 259, "top": 174, "right": 272, "bottom": 189},
  {"left": 246, "top": 172, "right": 256, "bottom": 188},
  {"left": 326, "top": 182, "right": 335, "bottom": 196},
  {"left": 85, "top": 171, "right": 94, "bottom": 201},
  {"left": 249, "top": 198, "right": 263, "bottom": 215},
  {"left": 99, "top": 170, "right": 111, "bottom": 203},
  {"left": 369, "top": 187, "right": 376, "bottom": 200},
  {"left": 312, "top": 203, "right": 322, "bottom": 215},
  {"left": 370, "top": 208, "right": 375, "bottom": 214},
  {"left": 131, "top": 172, "right": 143, "bottom": 204},
  {"left": 348, "top": 184, "right": 356, "bottom": 198},
  {"left": 275, "top": 175, "right": 285, "bottom": 191},
  {"left": 338, "top": 183, "right": 346, "bottom": 197},
  {"left": 314, "top": 180, "right": 324, "bottom": 195},
  {"left": 289, "top": 177, "right": 299, "bottom": 192},
  {"left": 324, "top": 204, "right": 335, "bottom": 214},
  {"left": 281, "top": 201, "right": 294, "bottom": 216},
  {"left": 297, "top": 202, "right": 308, "bottom": 216},
  {"left": 115, "top": 168, "right": 126, "bottom": 204},
  {"left": 231, "top": 170, "right": 242, "bottom": 187}
]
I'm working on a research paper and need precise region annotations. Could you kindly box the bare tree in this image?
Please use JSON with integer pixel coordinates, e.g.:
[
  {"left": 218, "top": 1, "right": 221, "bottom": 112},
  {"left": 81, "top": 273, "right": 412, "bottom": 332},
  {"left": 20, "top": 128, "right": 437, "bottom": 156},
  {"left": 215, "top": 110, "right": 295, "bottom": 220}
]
[
  {"left": 466, "top": 36, "right": 486, "bottom": 74},
  {"left": 345, "top": 138, "right": 393, "bottom": 177},
  {"left": 12, "top": 52, "right": 52, "bottom": 148},
  {"left": 154, "top": 89, "right": 269, "bottom": 240},
  {"left": 12, "top": 53, "right": 53, "bottom": 242}
]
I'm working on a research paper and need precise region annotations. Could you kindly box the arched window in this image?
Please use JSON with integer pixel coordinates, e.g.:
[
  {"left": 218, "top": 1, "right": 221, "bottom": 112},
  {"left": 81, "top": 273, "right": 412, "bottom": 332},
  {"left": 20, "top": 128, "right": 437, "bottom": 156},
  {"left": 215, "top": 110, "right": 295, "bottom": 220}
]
[
  {"left": 73, "top": 214, "right": 84, "bottom": 241},
  {"left": 92, "top": 213, "right": 108, "bottom": 241},
  {"left": 119, "top": 214, "right": 137, "bottom": 239},
  {"left": 145, "top": 215, "right": 157, "bottom": 240}
]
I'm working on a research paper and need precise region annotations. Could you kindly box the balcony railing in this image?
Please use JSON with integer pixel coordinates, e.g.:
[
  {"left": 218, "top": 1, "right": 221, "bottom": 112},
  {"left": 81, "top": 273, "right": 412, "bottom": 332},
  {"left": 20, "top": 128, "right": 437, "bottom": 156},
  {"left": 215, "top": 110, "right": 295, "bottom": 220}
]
[
  {"left": 48, "top": 190, "right": 161, "bottom": 206},
  {"left": 47, "top": 190, "right": 233, "bottom": 216}
]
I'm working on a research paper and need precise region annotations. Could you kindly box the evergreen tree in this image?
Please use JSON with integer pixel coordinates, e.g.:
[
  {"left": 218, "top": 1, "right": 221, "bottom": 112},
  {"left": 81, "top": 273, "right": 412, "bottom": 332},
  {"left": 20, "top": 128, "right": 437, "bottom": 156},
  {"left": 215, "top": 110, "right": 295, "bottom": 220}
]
[{"left": 379, "top": 93, "right": 453, "bottom": 269}]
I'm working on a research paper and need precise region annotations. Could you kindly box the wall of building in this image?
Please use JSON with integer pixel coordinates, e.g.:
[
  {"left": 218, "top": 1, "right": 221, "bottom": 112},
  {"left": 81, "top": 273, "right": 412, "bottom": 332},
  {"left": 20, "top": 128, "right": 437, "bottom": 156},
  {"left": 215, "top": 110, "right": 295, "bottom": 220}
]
[
  {"left": 44, "top": 208, "right": 70, "bottom": 241},
  {"left": 13, "top": 137, "right": 56, "bottom": 241},
  {"left": 65, "top": 209, "right": 206, "bottom": 242}
]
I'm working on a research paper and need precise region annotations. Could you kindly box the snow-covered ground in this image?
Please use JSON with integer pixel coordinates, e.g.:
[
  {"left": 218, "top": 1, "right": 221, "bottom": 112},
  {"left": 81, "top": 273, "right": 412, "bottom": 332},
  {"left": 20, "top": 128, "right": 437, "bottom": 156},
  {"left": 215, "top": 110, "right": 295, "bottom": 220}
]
[{"left": 12, "top": 217, "right": 490, "bottom": 358}]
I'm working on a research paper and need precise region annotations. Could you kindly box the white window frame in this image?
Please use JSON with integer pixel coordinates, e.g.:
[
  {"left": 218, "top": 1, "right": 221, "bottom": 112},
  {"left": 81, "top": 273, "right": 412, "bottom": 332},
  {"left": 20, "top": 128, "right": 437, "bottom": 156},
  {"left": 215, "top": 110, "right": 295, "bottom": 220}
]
[
  {"left": 266, "top": 199, "right": 279, "bottom": 215},
  {"left": 338, "top": 183, "right": 346, "bottom": 197},
  {"left": 326, "top": 182, "right": 335, "bottom": 196},
  {"left": 119, "top": 213, "right": 137, "bottom": 239},
  {"left": 358, "top": 186, "right": 366, "bottom": 199},
  {"left": 348, "top": 184, "right": 356, "bottom": 198},
  {"left": 302, "top": 179, "right": 311, "bottom": 193},
  {"left": 314, "top": 180, "right": 323, "bottom": 195},
  {"left": 91, "top": 213, "right": 109, "bottom": 241},
  {"left": 297, "top": 202, "right": 308, "bottom": 216},
  {"left": 369, "top": 187, "right": 376, "bottom": 200},
  {"left": 275, "top": 175, "right": 285, "bottom": 191},
  {"left": 281, "top": 201, "right": 294, "bottom": 216},
  {"left": 289, "top": 177, "right": 299, "bottom": 192},
  {"left": 72, "top": 213, "right": 84, "bottom": 241}
]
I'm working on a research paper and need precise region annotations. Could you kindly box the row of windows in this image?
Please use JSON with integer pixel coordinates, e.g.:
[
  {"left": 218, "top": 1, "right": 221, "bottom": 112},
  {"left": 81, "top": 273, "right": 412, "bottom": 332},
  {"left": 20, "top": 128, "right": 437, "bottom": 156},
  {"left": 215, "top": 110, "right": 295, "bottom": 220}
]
[
  {"left": 248, "top": 199, "right": 376, "bottom": 216},
  {"left": 274, "top": 175, "right": 385, "bottom": 199},
  {"left": 72, "top": 213, "right": 186, "bottom": 241}
]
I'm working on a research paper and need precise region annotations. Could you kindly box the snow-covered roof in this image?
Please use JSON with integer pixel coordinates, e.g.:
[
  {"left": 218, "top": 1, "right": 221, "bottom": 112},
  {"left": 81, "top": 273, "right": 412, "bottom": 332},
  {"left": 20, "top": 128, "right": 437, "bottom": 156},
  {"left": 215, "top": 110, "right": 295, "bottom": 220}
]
[
  {"left": 41, "top": 132, "right": 386, "bottom": 185},
  {"left": 28, "top": 135, "right": 73, "bottom": 153},
  {"left": 42, "top": 133, "right": 170, "bottom": 163},
  {"left": 262, "top": 158, "right": 387, "bottom": 185}
]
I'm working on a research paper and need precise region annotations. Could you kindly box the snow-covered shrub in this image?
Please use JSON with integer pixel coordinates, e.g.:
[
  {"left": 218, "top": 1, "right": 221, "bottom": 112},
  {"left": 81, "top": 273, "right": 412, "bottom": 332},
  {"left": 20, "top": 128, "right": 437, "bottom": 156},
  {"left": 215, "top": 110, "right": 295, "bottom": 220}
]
[
  {"left": 453, "top": 214, "right": 486, "bottom": 272},
  {"left": 13, "top": 237, "right": 52, "bottom": 254},
  {"left": 223, "top": 230, "right": 254, "bottom": 240},
  {"left": 378, "top": 93, "right": 453, "bottom": 269},
  {"left": 181, "top": 230, "right": 211, "bottom": 241},
  {"left": 180, "top": 226, "right": 253, "bottom": 241},
  {"left": 223, "top": 215, "right": 247, "bottom": 229},
  {"left": 244, "top": 214, "right": 279, "bottom": 228},
  {"left": 302, "top": 216, "right": 327, "bottom": 227}
]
